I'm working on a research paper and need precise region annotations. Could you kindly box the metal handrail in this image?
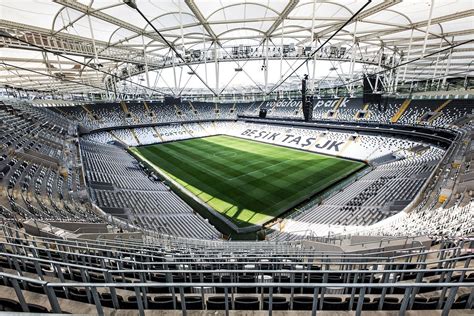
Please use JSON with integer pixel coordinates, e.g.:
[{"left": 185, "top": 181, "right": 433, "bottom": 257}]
[
  {"left": 2, "top": 225, "right": 433, "bottom": 256},
  {"left": 1, "top": 247, "right": 472, "bottom": 273},
  {"left": 0, "top": 271, "right": 471, "bottom": 316},
  {"left": 0, "top": 239, "right": 432, "bottom": 263}
]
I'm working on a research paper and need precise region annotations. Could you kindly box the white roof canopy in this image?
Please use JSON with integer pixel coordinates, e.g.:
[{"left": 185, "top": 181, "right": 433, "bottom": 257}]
[{"left": 0, "top": 0, "right": 473, "bottom": 97}]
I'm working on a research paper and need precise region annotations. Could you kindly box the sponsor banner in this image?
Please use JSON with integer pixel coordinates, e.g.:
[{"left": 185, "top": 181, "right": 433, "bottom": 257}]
[
  {"left": 263, "top": 98, "right": 364, "bottom": 110},
  {"left": 313, "top": 98, "right": 348, "bottom": 109},
  {"left": 240, "top": 128, "right": 345, "bottom": 152},
  {"left": 161, "top": 130, "right": 188, "bottom": 137},
  {"left": 264, "top": 99, "right": 301, "bottom": 109},
  {"left": 312, "top": 98, "right": 363, "bottom": 109}
]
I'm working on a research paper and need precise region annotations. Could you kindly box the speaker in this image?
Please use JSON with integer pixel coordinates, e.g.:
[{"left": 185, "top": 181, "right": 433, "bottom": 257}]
[
  {"left": 363, "top": 93, "right": 382, "bottom": 104},
  {"left": 379, "top": 96, "right": 389, "bottom": 111},
  {"left": 363, "top": 75, "right": 377, "bottom": 94},
  {"left": 301, "top": 74, "right": 312, "bottom": 121},
  {"left": 164, "top": 96, "right": 181, "bottom": 106},
  {"left": 302, "top": 97, "right": 313, "bottom": 121},
  {"left": 259, "top": 108, "right": 267, "bottom": 118},
  {"left": 363, "top": 73, "right": 387, "bottom": 104}
]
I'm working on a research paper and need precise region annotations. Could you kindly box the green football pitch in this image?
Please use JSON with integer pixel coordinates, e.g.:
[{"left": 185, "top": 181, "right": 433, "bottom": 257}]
[{"left": 131, "top": 135, "right": 365, "bottom": 228}]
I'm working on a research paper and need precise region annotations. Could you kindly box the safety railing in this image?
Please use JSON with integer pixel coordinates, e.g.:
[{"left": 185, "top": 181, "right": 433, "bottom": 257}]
[
  {"left": 1, "top": 234, "right": 441, "bottom": 271},
  {"left": 4, "top": 246, "right": 469, "bottom": 273},
  {"left": 1, "top": 223, "right": 426, "bottom": 260},
  {"left": 1, "top": 243, "right": 471, "bottom": 288},
  {"left": 0, "top": 271, "right": 472, "bottom": 316}
]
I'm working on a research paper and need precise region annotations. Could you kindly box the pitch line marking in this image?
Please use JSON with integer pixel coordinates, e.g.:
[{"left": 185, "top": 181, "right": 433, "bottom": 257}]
[{"left": 228, "top": 159, "right": 293, "bottom": 181}]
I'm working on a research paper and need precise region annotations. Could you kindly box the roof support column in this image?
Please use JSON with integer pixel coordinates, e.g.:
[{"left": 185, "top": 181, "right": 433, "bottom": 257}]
[
  {"left": 109, "top": 74, "right": 117, "bottom": 100},
  {"left": 402, "top": 28, "right": 414, "bottom": 82},
  {"left": 55, "top": 55, "right": 64, "bottom": 81},
  {"left": 422, "top": 0, "right": 435, "bottom": 56},
  {"left": 348, "top": 20, "right": 358, "bottom": 94},
  {"left": 86, "top": 14, "right": 101, "bottom": 84},
  {"left": 203, "top": 33, "right": 208, "bottom": 85},
  {"left": 141, "top": 35, "right": 150, "bottom": 94},
  {"left": 374, "top": 47, "right": 384, "bottom": 92},
  {"left": 441, "top": 37, "right": 454, "bottom": 90},
  {"left": 214, "top": 41, "right": 219, "bottom": 100},
  {"left": 172, "top": 51, "right": 177, "bottom": 95},
  {"left": 178, "top": 0, "right": 185, "bottom": 92},
  {"left": 431, "top": 37, "right": 444, "bottom": 89},
  {"left": 393, "top": 54, "right": 402, "bottom": 93},
  {"left": 42, "top": 51, "right": 57, "bottom": 92},
  {"left": 388, "top": 50, "right": 396, "bottom": 93},
  {"left": 279, "top": 21, "right": 285, "bottom": 97},
  {"left": 264, "top": 37, "right": 269, "bottom": 99},
  {"left": 106, "top": 77, "right": 113, "bottom": 100},
  {"left": 310, "top": 0, "right": 317, "bottom": 93},
  {"left": 311, "top": 44, "right": 318, "bottom": 93}
]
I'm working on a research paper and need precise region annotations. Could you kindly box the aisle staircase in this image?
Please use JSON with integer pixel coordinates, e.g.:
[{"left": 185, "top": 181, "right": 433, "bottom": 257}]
[
  {"left": 108, "top": 131, "right": 123, "bottom": 143},
  {"left": 152, "top": 127, "right": 164, "bottom": 141},
  {"left": 325, "top": 97, "right": 344, "bottom": 119},
  {"left": 181, "top": 124, "right": 193, "bottom": 137},
  {"left": 143, "top": 101, "right": 150, "bottom": 113},
  {"left": 354, "top": 103, "right": 370, "bottom": 120},
  {"left": 81, "top": 104, "right": 99, "bottom": 122},
  {"left": 143, "top": 101, "right": 156, "bottom": 122},
  {"left": 188, "top": 101, "right": 198, "bottom": 117},
  {"left": 213, "top": 102, "right": 220, "bottom": 118},
  {"left": 198, "top": 122, "right": 209, "bottom": 134},
  {"left": 120, "top": 101, "right": 129, "bottom": 115},
  {"left": 391, "top": 99, "right": 411, "bottom": 123},
  {"left": 428, "top": 100, "right": 452, "bottom": 123},
  {"left": 173, "top": 103, "right": 182, "bottom": 117},
  {"left": 131, "top": 129, "right": 141, "bottom": 145},
  {"left": 332, "top": 97, "right": 345, "bottom": 112},
  {"left": 121, "top": 101, "right": 139, "bottom": 123},
  {"left": 339, "top": 136, "right": 357, "bottom": 155}
]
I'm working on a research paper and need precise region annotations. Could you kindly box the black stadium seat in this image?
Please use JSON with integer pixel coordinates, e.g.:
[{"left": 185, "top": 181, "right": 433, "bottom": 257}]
[
  {"left": 207, "top": 296, "right": 232, "bottom": 310},
  {"left": 0, "top": 298, "right": 21, "bottom": 312},
  {"left": 292, "top": 296, "right": 315, "bottom": 310},
  {"left": 234, "top": 297, "right": 260, "bottom": 310},
  {"left": 322, "top": 297, "right": 349, "bottom": 311},
  {"left": 263, "top": 296, "right": 289, "bottom": 310}
]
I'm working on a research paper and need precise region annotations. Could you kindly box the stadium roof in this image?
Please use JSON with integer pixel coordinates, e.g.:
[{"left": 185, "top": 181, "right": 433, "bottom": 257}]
[{"left": 0, "top": 0, "right": 473, "bottom": 97}]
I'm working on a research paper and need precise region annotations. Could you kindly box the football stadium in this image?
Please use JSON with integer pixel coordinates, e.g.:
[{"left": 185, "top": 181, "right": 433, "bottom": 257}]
[{"left": 0, "top": 0, "right": 473, "bottom": 314}]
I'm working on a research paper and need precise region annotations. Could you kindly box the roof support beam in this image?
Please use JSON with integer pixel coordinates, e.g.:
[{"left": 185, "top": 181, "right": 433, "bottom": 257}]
[
  {"left": 0, "top": 61, "right": 109, "bottom": 93},
  {"left": 184, "top": 0, "right": 269, "bottom": 96},
  {"left": 126, "top": 1, "right": 217, "bottom": 96},
  {"left": 268, "top": 0, "right": 373, "bottom": 94},
  {"left": 185, "top": 0, "right": 218, "bottom": 42},
  {"left": 265, "top": 0, "right": 300, "bottom": 37},
  {"left": 0, "top": 20, "right": 162, "bottom": 66},
  {"left": 357, "top": 9, "right": 474, "bottom": 41},
  {"left": 53, "top": 0, "right": 164, "bottom": 44},
  {"left": 299, "top": 0, "right": 401, "bottom": 45}
]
